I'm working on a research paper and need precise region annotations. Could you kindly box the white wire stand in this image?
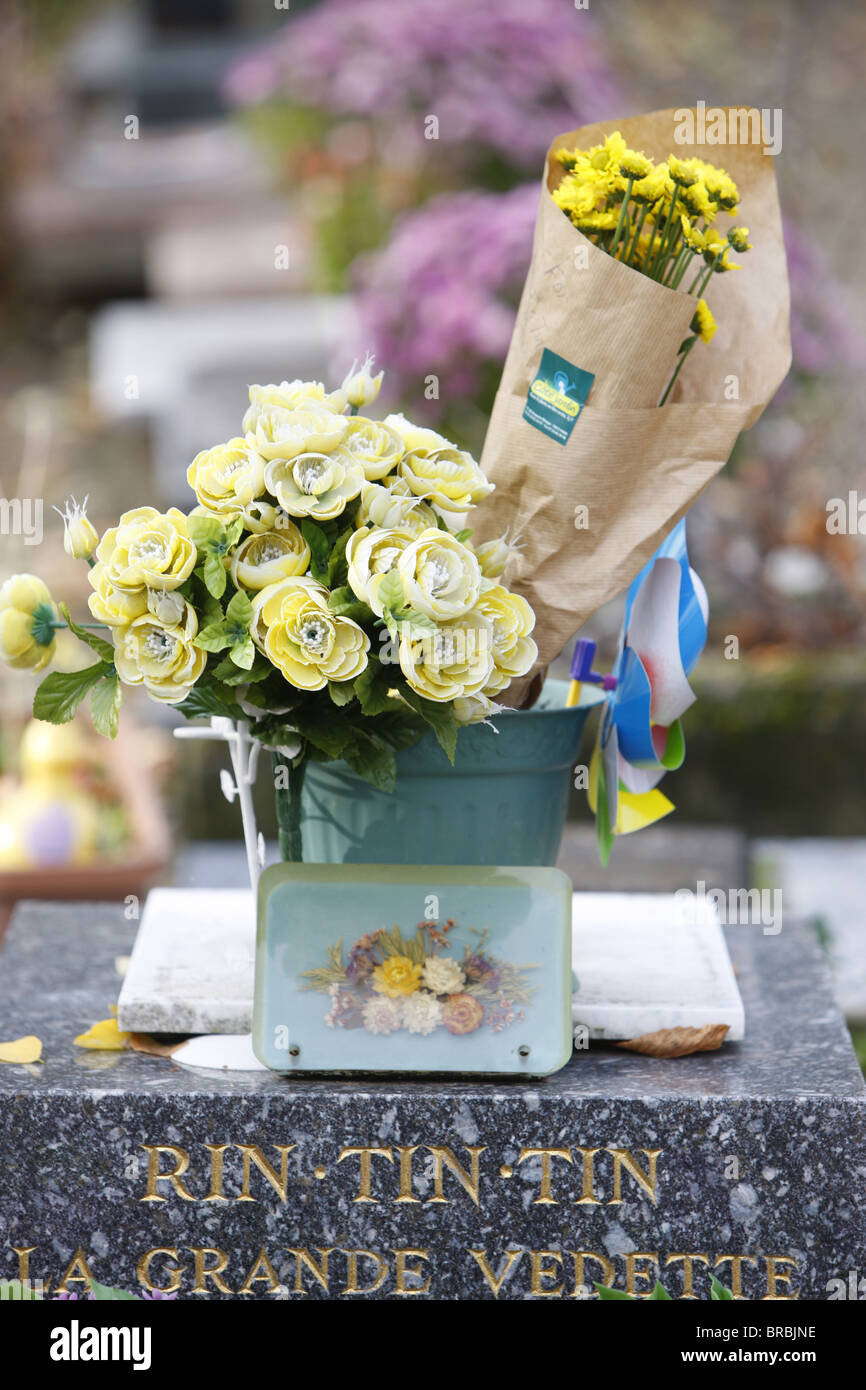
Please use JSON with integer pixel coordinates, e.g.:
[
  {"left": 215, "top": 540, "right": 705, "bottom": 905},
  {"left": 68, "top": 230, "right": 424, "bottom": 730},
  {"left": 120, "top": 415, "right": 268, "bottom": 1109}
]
[{"left": 173, "top": 717, "right": 264, "bottom": 891}]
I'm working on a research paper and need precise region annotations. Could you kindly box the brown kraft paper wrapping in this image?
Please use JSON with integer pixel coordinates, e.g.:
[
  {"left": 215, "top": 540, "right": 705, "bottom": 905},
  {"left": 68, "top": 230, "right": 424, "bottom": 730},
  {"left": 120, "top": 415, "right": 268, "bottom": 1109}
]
[{"left": 477, "top": 107, "right": 791, "bottom": 705}]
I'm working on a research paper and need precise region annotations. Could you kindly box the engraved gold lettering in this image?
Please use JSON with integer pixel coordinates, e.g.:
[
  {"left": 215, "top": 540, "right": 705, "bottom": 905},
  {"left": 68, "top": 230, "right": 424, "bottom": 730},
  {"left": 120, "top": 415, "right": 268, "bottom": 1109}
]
[
  {"left": 394, "top": 1248, "right": 431, "bottom": 1295},
  {"left": 337, "top": 1146, "right": 394, "bottom": 1202},
  {"left": 395, "top": 1146, "right": 421, "bottom": 1203},
  {"left": 568, "top": 1250, "right": 615, "bottom": 1295},
  {"left": 665, "top": 1252, "right": 710, "bottom": 1299},
  {"left": 466, "top": 1248, "right": 523, "bottom": 1297},
  {"left": 189, "top": 1246, "right": 233, "bottom": 1295},
  {"left": 608, "top": 1149, "right": 662, "bottom": 1206},
  {"left": 202, "top": 1144, "right": 229, "bottom": 1201},
  {"left": 574, "top": 1148, "right": 602, "bottom": 1205},
  {"left": 56, "top": 1249, "right": 95, "bottom": 1294},
  {"left": 239, "top": 1248, "right": 281, "bottom": 1295},
  {"left": 762, "top": 1255, "right": 799, "bottom": 1300},
  {"left": 426, "top": 1145, "right": 486, "bottom": 1205},
  {"left": 236, "top": 1144, "right": 296, "bottom": 1203},
  {"left": 530, "top": 1249, "right": 564, "bottom": 1296},
  {"left": 341, "top": 1249, "right": 388, "bottom": 1295},
  {"left": 517, "top": 1147, "right": 572, "bottom": 1205},
  {"left": 140, "top": 1145, "right": 195, "bottom": 1202},
  {"left": 714, "top": 1253, "right": 757, "bottom": 1300},
  {"left": 285, "top": 1247, "right": 334, "bottom": 1294},
  {"left": 137, "top": 1247, "right": 185, "bottom": 1294},
  {"left": 624, "top": 1251, "right": 659, "bottom": 1297},
  {"left": 12, "top": 1247, "right": 36, "bottom": 1283}
]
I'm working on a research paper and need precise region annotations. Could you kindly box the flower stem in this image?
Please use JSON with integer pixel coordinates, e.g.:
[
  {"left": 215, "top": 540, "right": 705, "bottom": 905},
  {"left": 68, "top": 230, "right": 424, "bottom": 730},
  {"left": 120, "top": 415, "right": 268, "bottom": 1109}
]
[
  {"left": 609, "top": 177, "right": 633, "bottom": 258},
  {"left": 274, "top": 752, "right": 306, "bottom": 863},
  {"left": 624, "top": 202, "right": 648, "bottom": 266},
  {"left": 659, "top": 335, "right": 698, "bottom": 406}
]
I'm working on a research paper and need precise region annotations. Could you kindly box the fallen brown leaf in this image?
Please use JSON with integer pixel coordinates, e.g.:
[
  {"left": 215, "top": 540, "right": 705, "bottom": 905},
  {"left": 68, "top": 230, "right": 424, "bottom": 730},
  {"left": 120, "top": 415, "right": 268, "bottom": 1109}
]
[
  {"left": 616, "top": 1024, "right": 729, "bottom": 1058},
  {"left": 128, "top": 1034, "right": 185, "bottom": 1058}
]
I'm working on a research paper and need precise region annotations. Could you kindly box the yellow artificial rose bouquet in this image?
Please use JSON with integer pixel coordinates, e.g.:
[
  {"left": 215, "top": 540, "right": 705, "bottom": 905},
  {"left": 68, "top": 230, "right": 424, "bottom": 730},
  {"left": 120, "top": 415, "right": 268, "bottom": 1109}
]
[{"left": 0, "top": 358, "right": 537, "bottom": 845}]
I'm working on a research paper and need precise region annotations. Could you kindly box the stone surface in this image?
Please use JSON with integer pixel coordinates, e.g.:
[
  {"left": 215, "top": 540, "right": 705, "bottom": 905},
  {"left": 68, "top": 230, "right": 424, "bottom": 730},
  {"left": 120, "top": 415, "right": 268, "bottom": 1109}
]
[
  {"left": 754, "top": 838, "right": 866, "bottom": 1024},
  {"left": 0, "top": 902, "right": 863, "bottom": 1300},
  {"left": 117, "top": 887, "right": 744, "bottom": 1042},
  {"left": 117, "top": 888, "right": 254, "bottom": 1034}
]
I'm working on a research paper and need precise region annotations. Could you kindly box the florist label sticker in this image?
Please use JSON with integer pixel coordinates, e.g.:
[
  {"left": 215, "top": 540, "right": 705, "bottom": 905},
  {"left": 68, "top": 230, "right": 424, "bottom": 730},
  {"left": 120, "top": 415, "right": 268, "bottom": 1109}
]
[{"left": 523, "top": 348, "right": 594, "bottom": 444}]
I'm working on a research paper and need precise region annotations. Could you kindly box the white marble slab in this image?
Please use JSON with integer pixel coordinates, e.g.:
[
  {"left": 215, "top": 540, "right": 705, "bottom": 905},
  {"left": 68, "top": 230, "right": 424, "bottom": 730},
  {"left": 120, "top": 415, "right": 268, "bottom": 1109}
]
[
  {"left": 118, "top": 888, "right": 744, "bottom": 1043},
  {"left": 117, "top": 888, "right": 255, "bottom": 1035},
  {"left": 571, "top": 892, "right": 744, "bottom": 1041}
]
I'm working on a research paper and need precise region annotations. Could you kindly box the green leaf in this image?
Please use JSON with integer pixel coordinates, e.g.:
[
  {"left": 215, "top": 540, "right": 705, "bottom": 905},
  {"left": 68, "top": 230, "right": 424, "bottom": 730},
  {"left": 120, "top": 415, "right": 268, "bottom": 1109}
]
[
  {"left": 371, "top": 708, "right": 428, "bottom": 749},
  {"left": 229, "top": 636, "right": 256, "bottom": 670},
  {"left": 594, "top": 1283, "right": 636, "bottom": 1301},
  {"left": 194, "top": 620, "right": 232, "bottom": 653},
  {"left": 328, "top": 679, "right": 356, "bottom": 707},
  {"left": 203, "top": 551, "right": 228, "bottom": 599},
  {"left": 648, "top": 1281, "right": 672, "bottom": 1300},
  {"left": 90, "top": 672, "right": 122, "bottom": 738},
  {"left": 33, "top": 662, "right": 110, "bottom": 725},
  {"left": 328, "top": 585, "right": 373, "bottom": 623},
  {"left": 186, "top": 514, "right": 224, "bottom": 548},
  {"left": 391, "top": 607, "right": 437, "bottom": 637},
  {"left": 301, "top": 519, "right": 331, "bottom": 583},
  {"left": 376, "top": 569, "right": 404, "bottom": 613},
  {"left": 290, "top": 708, "right": 351, "bottom": 759},
  {"left": 175, "top": 682, "right": 243, "bottom": 722},
  {"left": 354, "top": 661, "right": 398, "bottom": 716},
  {"left": 212, "top": 653, "right": 272, "bottom": 685},
  {"left": 400, "top": 687, "right": 460, "bottom": 763},
  {"left": 455, "top": 529, "right": 473, "bottom": 543},
  {"left": 89, "top": 1278, "right": 140, "bottom": 1302},
  {"left": 225, "top": 516, "right": 244, "bottom": 548},
  {"left": 595, "top": 754, "right": 615, "bottom": 867},
  {"left": 225, "top": 588, "right": 254, "bottom": 627},
  {"left": 709, "top": 1274, "right": 734, "bottom": 1301},
  {"left": 342, "top": 730, "right": 397, "bottom": 793},
  {"left": 327, "top": 525, "right": 354, "bottom": 587},
  {"left": 59, "top": 603, "right": 115, "bottom": 663}
]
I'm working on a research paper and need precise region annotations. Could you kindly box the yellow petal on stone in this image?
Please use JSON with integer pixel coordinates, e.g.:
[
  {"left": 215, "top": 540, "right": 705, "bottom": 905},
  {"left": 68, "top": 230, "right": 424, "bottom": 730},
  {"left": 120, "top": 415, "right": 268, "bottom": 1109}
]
[
  {"left": 73, "top": 1017, "right": 130, "bottom": 1051},
  {"left": 0, "top": 1035, "right": 43, "bottom": 1064}
]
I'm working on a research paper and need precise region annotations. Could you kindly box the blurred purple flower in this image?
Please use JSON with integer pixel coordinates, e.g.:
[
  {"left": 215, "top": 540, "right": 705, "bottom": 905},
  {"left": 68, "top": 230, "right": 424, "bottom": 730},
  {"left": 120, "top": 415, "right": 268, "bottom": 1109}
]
[
  {"left": 784, "top": 219, "right": 866, "bottom": 377},
  {"left": 140, "top": 1288, "right": 178, "bottom": 1300},
  {"left": 355, "top": 184, "right": 537, "bottom": 409},
  {"left": 225, "top": 0, "right": 620, "bottom": 170}
]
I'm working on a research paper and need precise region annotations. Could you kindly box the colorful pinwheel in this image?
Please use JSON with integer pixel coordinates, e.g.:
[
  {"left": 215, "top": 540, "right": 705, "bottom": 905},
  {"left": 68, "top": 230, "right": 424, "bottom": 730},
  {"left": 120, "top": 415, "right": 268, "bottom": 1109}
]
[{"left": 579, "top": 520, "right": 709, "bottom": 863}]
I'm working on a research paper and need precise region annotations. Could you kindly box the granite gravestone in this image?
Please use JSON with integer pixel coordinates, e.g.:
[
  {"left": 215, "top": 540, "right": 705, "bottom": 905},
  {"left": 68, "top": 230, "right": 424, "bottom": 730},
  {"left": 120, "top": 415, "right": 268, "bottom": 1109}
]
[{"left": 0, "top": 903, "right": 863, "bottom": 1300}]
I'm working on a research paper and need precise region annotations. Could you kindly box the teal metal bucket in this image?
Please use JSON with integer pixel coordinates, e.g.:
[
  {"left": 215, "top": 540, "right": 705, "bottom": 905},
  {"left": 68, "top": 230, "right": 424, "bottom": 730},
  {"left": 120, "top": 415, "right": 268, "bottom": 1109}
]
[{"left": 297, "top": 679, "right": 602, "bottom": 867}]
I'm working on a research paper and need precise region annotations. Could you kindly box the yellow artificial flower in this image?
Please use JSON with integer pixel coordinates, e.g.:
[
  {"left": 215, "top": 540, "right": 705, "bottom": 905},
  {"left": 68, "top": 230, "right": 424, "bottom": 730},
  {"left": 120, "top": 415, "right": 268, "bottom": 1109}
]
[
  {"left": 692, "top": 299, "right": 718, "bottom": 344},
  {"left": 340, "top": 416, "right": 404, "bottom": 481},
  {"left": 471, "top": 532, "right": 520, "bottom": 580},
  {"left": 88, "top": 568, "right": 148, "bottom": 629},
  {"left": 397, "top": 447, "right": 493, "bottom": 528},
  {"left": 252, "top": 577, "right": 369, "bottom": 690},
  {"left": 453, "top": 693, "right": 502, "bottom": 724},
  {"left": 146, "top": 587, "right": 187, "bottom": 626},
  {"left": 396, "top": 528, "right": 482, "bottom": 621},
  {"left": 92, "top": 506, "right": 196, "bottom": 592},
  {"left": 474, "top": 583, "right": 538, "bottom": 695},
  {"left": 230, "top": 525, "right": 311, "bottom": 591},
  {"left": 398, "top": 608, "right": 493, "bottom": 703},
  {"left": 112, "top": 601, "right": 206, "bottom": 704},
  {"left": 251, "top": 402, "right": 348, "bottom": 462},
  {"left": 55, "top": 496, "right": 98, "bottom": 560},
  {"left": 0, "top": 573, "right": 57, "bottom": 671},
  {"left": 345, "top": 526, "right": 415, "bottom": 612},
  {"left": 242, "top": 379, "right": 347, "bottom": 432},
  {"left": 240, "top": 500, "right": 281, "bottom": 534},
  {"left": 354, "top": 479, "right": 439, "bottom": 535},
  {"left": 187, "top": 438, "right": 266, "bottom": 518},
  {"left": 264, "top": 448, "right": 364, "bottom": 522},
  {"left": 372, "top": 955, "right": 422, "bottom": 998},
  {"left": 340, "top": 352, "right": 385, "bottom": 409}
]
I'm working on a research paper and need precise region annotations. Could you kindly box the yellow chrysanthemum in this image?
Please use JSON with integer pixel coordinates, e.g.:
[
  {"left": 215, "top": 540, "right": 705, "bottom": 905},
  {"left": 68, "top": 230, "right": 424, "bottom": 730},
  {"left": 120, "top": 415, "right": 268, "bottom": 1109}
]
[
  {"left": 372, "top": 955, "right": 422, "bottom": 998},
  {"left": 692, "top": 299, "right": 718, "bottom": 344}
]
